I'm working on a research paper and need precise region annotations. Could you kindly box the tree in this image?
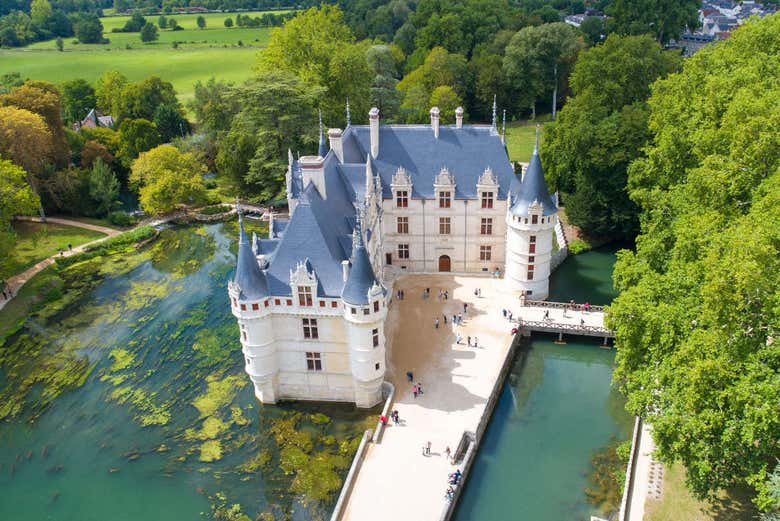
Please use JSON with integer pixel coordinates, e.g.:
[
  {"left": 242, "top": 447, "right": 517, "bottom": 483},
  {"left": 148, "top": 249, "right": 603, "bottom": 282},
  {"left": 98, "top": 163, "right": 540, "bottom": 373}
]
[
  {"left": 503, "top": 23, "right": 584, "bottom": 118},
  {"left": 153, "top": 103, "right": 189, "bottom": 142},
  {"left": 1, "top": 80, "right": 69, "bottom": 167},
  {"left": 130, "top": 144, "right": 207, "bottom": 215},
  {"left": 606, "top": 0, "right": 699, "bottom": 44},
  {"left": 95, "top": 70, "right": 127, "bottom": 117},
  {"left": 0, "top": 158, "right": 40, "bottom": 263},
  {"left": 224, "top": 17, "right": 233, "bottom": 28},
  {"left": 55, "top": 36, "right": 63, "bottom": 51},
  {"left": 216, "top": 72, "right": 321, "bottom": 198},
  {"left": 121, "top": 13, "right": 146, "bottom": 32},
  {"left": 88, "top": 158, "right": 119, "bottom": 216},
  {"left": 140, "top": 22, "right": 158, "bottom": 43},
  {"left": 72, "top": 13, "right": 104, "bottom": 44},
  {"left": 0, "top": 106, "right": 53, "bottom": 176},
  {"left": 608, "top": 15, "right": 780, "bottom": 508},
  {"left": 397, "top": 46, "right": 469, "bottom": 122},
  {"left": 117, "top": 118, "right": 161, "bottom": 166},
  {"left": 580, "top": 16, "right": 605, "bottom": 46},
  {"left": 196, "top": 15, "right": 206, "bottom": 29},
  {"left": 80, "top": 140, "right": 114, "bottom": 169},
  {"left": 167, "top": 18, "right": 178, "bottom": 30},
  {"left": 188, "top": 78, "right": 240, "bottom": 136},
  {"left": 366, "top": 44, "right": 402, "bottom": 121},
  {"left": 30, "top": 0, "right": 53, "bottom": 27},
  {"left": 60, "top": 78, "right": 96, "bottom": 124},
  {"left": 0, "top": 73, "right": 24, "bottom": 94},
  {"left": 542, "top": 34, "right": 680, "bottom": 239},
  {"left": 256, "top": 5, "right": 369, "bottom": 124},
  {"left": 157, "top": 15, "right": 167, "bottom": 29},
  {"left": 429, "top": 85, "right": 462, "bottom": 123},
  {"left": 117, "top": 76, "right": 179, "bottom": 121}
]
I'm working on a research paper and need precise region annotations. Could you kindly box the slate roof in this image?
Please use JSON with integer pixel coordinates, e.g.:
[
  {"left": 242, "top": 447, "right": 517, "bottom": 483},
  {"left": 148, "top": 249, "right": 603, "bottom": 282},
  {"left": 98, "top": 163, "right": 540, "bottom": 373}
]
[
  {"left": 343, "top": 124, "right": 517, "bottom": 199},
  {"left": 341, "top": 219, "right": 379, "bottom": 305},
  {"left": 509, "top": 141, "right": 557, "bottom": 217},
  {"left": 234, "top": 212, "right": 269, "bottom": 300}
]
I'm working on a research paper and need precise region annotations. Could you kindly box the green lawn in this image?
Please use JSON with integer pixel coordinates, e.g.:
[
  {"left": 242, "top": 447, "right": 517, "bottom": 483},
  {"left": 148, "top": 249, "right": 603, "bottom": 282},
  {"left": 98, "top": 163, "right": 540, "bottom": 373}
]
[
  {"left": 645, "top": 462, "right": 758, "bottom": 521},
  {"left": 99, "top": 10, "right": 289, "bottom": 32},
  {"left": 0, "top": 221, "right": 106, "bottom": 279},
  {"left": 505, "top": 115, "right": 552, "bottom": 163},
  {"left": 0, "top": 47, "right": 259, "bottom": 102}
]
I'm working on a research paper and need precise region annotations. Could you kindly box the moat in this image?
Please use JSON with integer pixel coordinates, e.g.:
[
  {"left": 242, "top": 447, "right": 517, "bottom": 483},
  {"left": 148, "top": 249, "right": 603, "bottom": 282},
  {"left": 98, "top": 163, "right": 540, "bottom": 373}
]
[{"left": 0, "top": 223, "right": 627, "bottom": 520}]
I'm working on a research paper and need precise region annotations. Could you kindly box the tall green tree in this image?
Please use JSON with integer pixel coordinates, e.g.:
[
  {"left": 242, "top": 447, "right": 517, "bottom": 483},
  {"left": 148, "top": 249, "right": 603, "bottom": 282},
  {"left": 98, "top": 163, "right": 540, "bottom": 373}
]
[
  {"left": 216, "top": 72, "right": 322, "bottom": 199},
  {"left": 188, "top": 78, "right": 240, "bottom": 136},
  {"left": 196, "top": 15, "right": 206, "bottom": 29},
  {"left": 60, "top": 78, "right": 96, "bottom": 124},
  {"left": 0, "top": 158, "right": 40, "bottom": 265},
  {"left": 152, "top": 103, "right": 189, "bottom": 142},
  {"left": 71, "top": 13, "right": 104, "bottom": 44},
  {"left": 542, "top": 34, "right": 680, "bottom": 239},
  {"left": 608, "top": 15, "right": 780, "bottom": 509},
  {"left": 95, "top": 70, "right": 127, "bottom": 117},
  {"left": 397, "top": 46, "right": 469, "bottom": 122},
  {"left": 606, "top": 0, "right": 699, "bottom": 44},
  {"left": 117, "top": 118, "right": 161, "bottom": 166},
  {"left": 503, "top": 22, "right": 584, "bottom": 119},
  {"left": 117, "top": 76, "right": 179, "bottom": 121},
  {"left": 88, "top": 157, "right": 119, "bottom": 216},
  {"left": 366, "top": 44, "right": 402, "bottom": 121},
  {"left": 130, "top": 144, "right": 207, "bottom": 215},
  {"left": 140, "top": 22, "right": 158, "bottom": 43},
  {"left": 256, "top": 5, "right": 370, "bottom": 125}
]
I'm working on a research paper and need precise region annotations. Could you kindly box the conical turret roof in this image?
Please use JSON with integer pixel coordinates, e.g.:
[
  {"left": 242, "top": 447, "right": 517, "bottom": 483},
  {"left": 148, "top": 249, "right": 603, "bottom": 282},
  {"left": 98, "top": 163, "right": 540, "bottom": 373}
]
[
  {"left": 234, "top": 206, "right": 269, "bottom": 300},
  {"left": 341, "top": 215, "right": 379, "bottom": 305},
  {"left": 510, "top": 130, "right": 557, "bottom": 217}
]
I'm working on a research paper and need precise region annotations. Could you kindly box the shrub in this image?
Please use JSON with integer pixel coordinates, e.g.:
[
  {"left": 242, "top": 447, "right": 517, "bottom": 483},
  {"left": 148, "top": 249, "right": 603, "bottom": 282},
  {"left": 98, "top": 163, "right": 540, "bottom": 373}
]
[
  {"left": 568, "top": 238, "right": 592, "bottom": 255},
  {"left": 108, "top": 211, "right": 133, "bottom": 227},
  {"left": 55, "top": 226, "right": 156, "bottom": 268}
]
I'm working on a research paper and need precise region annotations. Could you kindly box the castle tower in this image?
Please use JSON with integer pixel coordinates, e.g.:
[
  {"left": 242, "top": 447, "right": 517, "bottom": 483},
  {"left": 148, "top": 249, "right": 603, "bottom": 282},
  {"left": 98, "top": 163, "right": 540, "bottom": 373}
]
[
  {"left": 228, "top": 207, "right": 278, "bottom": 403},
  {"left": 505, "top": 131, "right": 558, "bottom": 299},
  {"left": 341, "top": 215, "right": 387, "bottom": 408}
]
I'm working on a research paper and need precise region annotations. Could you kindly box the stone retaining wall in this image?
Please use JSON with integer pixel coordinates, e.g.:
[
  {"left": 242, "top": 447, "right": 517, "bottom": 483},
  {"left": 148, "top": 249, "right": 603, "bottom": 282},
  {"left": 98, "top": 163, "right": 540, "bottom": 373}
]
[{"left": 330, "top": 429, "right": 374, "bottom": 521}]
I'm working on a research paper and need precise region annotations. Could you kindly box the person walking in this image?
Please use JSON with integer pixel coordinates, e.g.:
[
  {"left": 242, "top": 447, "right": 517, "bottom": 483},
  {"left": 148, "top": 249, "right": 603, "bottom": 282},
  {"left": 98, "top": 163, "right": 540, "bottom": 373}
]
[
  {"left": 473, "top": 337, "right": 478, "bottom": 348},
  {"left": 443, "top": 314, "right": 447, "bottom": 325},
  {"left": 426, "top": 441, "right": 431, "bottom": 456},
  {"left": 456, "top": 333, "right": 462, "bottom": 344},
  {"left": 445, "top": 446, "right": 452, "bottom": 461},
  {"left": 407, "top": 370, "right": 414, "bottom": 382},
  {"left": 417, "top": 383, "right": 423, "bottom": 395},
  {"left": 463, "top": 303, "right": 468, "bottom": 313},
  {"left": 502, "top": 309, "right": 507, "bottom": 318},
  {"left": 413, "top": 385, "right": 418, "bottom": 398},
  {"left": 435, "top": 318, "right": 439, "bottom": 329},
  {"left": 1, "top": 279, "right": 7, "bottom": 300},
  {"left": 467, "top": 336, "right": 471, "bottom": 347},
  {"left": 458, "top": 313, "right": 463, "bottom": 324}
]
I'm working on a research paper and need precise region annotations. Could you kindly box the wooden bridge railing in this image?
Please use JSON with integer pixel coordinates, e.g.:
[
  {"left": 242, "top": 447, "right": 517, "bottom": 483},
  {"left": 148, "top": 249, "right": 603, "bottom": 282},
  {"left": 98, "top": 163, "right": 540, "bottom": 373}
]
[
  {"left": 518, "top": 319, "right": 613, "bottom": 338},
  {"left": 521, "top": 300, "right": 606, "bottom": 313}
]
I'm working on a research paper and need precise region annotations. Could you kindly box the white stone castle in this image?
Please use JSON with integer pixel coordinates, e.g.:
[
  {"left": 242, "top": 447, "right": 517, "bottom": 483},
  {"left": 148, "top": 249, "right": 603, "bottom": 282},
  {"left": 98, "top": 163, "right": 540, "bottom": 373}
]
[{"left": 228, "top": 102, "right": 558, "bottom": 408}]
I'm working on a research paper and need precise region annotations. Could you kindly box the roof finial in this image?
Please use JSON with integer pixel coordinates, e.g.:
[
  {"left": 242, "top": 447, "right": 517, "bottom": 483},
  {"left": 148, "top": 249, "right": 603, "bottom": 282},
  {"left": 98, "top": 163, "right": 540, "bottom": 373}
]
[
  {"left": 491, "top": 94, "right": 497, "bottom": 130},
  {"left": 501, "top": 109, "right": 507, "bottom": 144},
  {"left": 346, "top": 97, "right": 351, "bottom": 127},
  {"left": 318, "top": 109, "right": 327, "bottom": 157},
  {"left": 533, "top": 125, "right": 540, "bottom": 155}
]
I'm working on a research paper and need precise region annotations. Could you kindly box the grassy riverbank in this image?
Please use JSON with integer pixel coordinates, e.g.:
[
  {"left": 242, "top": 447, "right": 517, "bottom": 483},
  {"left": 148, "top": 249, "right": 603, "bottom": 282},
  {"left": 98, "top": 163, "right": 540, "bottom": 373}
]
[{"left": 1, "top": 221, "right": 106, "bottom": 279}]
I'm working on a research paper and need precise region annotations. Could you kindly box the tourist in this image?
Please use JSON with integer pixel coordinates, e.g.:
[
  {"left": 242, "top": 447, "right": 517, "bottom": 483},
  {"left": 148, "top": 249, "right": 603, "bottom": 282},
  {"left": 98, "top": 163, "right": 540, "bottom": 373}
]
[
  {"left": 508, "top": 311, "right": 513, "bottom": 321},
  {"left": 426, "top": 441, "right": 431, "bottom": 455},
  {"left": 584, "top": 301, "right": 590, "bottom": 312},
  {"left": 443, "top": 314, "right": 447, "bottom": 325},
  {"left": 478, "top": 288, "right": 482, "bottom": 297},
  {"left": 463, "top": 303, "right": 468, "bottom": 313},
  {"left": 413, "top": 385, "right": 418, "bottom": 398},
  {"left": 68, "top": 243, "right": 72, "bottom": 252},
  {"left": 444, "top": 290, "right": 449, "bottom": 300},
  {"left": 511, "top": 327, "right": 518, "bottom": 335},
  {"left": 452, "top": 314, "right": 457, "bottom": 324},
  {"left": 417, "top": 382, "right": 423, "bottom": 395},
  {"left": 474, "top": 337, "right": 478, "bottom": 347},
  {"left": 456, "top": 333, "right": 462, "bottom": 344},
  {"left": 406, "top": 370, "right": 414, "bottom": 382},
  {"left": 396, "top": 290, "right": 401, "bottom": 300},
  {"left": 544, "top": 310, "right": 549, "bottom": 320},
  {"left": 580, "top": 318, "right": 585, "bottom": 325},
  {"left": 445, "top": 446, "right": 451, "bottom": 460},
  {"left": 502, "top": 309, "right": 507, "bottom": 318},
  {"left": 474, "top": 288, "right": 478, "bottom": 297},
  {"left": 380, "top": 414, "right": 388, "bottom": 425},
  {"left": 467, "top": 336, "right": 471, "bottom": 347},
  {"left": 435, "top": 318, "right": 439, "bottom": 329},
  {"left": 392, "top": 410, "right": 400, "bottom": 424},
  {"left": 1, "top": 279, "right": 7, "bottom": 300}
]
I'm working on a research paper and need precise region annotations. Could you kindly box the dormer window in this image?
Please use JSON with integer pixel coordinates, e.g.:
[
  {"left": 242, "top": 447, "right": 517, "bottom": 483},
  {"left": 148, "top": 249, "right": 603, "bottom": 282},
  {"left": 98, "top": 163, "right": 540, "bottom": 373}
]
[
  {"left": 439, "top": 191, "right": 451, "bottom": 208},
  {"left": 481, "top": 192, "right": 494, "bottom": 209},
  {"left": 298, "top": 286, "right": 313, "bottom": 306},
  {"left": 396, "top": 190, "right": 408, "bottom": 208}
]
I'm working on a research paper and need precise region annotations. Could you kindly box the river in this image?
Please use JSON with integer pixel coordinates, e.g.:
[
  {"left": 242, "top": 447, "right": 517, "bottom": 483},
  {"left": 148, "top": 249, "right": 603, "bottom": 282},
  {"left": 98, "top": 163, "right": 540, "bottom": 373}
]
[
  {"left": 0, "top": 222, "right": 375, "bottom": 521},
  {"left": 454, "top": 246, "right": 633, "bottom": 521}
]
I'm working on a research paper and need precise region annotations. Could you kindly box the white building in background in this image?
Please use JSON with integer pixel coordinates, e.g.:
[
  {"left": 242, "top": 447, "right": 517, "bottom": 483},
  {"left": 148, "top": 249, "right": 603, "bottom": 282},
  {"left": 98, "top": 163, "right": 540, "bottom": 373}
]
[{"left": 228, "top": 103, "right": 558, "bottom": 407}]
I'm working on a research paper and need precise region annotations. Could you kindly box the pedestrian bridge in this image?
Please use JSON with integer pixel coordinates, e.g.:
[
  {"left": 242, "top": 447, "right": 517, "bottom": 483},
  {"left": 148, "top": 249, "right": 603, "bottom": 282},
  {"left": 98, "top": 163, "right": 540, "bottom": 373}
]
[{"left": 513, "top": 300, "right": 614, "bottom": 341}]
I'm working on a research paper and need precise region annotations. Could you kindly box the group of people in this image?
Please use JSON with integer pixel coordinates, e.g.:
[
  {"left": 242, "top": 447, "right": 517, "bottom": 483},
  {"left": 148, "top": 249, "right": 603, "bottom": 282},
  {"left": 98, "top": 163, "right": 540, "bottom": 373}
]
[
  {"left": 380, "top": 409, "right": 403, "bottom": 425},
  {"left": 445, "top": 469, "right": 463, "bottom": 501},
  {"left": 455, "top": 334, "right": 478, "bottom": 348},
  {"left": 395, "top": 289, "right": 406, "bottom": 300}
]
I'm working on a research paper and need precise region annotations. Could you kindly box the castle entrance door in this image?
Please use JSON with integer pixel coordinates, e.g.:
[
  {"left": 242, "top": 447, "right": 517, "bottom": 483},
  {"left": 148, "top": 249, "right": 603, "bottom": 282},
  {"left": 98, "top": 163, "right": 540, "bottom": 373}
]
[{"left": 438, "top": 255, "right": 451, "bottom": 272}]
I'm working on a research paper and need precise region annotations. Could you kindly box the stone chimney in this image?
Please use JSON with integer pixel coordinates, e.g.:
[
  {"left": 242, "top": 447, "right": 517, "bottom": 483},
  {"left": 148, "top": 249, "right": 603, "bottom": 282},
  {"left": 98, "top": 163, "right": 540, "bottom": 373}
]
[
  {"left": 430, "top": 106, "right": 440, "bottom": 138},
  {"left": 299, "top": 155, "right": 327, "bottom": 199},
  {"left": 328, "top": 128, "right": 343, "bottom": 163},
  {"left": 369, "top": 107, "right": 380, "bottom": 159},
  {"left": 455, "top": 106, "right": 464, "bottom": 129},
  {"left": 342, "top": 260, "right": 350, "bottom": 282}
]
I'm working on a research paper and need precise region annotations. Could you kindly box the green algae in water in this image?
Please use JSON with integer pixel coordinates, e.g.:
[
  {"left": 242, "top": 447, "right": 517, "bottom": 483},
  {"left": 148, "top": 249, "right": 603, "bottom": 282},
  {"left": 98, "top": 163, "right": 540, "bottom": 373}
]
[{"left": 0, "top": 223, "right": 377, "bottom": 520}]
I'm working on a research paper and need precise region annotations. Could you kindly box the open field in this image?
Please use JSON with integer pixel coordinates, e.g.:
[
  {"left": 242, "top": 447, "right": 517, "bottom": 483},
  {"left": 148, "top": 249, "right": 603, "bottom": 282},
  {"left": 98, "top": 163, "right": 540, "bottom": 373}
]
[
  {"left": 0, "top": 221, "right": 106, "bottom": 279},
  {"left": 0, "top": 11, "right": 283, "bottom": 102},
  {"left": 505, "top": 115, "right": 552, "bottom": 163},
  {"left": 0, "top": 47, "right": 258, "bottom": 102}
]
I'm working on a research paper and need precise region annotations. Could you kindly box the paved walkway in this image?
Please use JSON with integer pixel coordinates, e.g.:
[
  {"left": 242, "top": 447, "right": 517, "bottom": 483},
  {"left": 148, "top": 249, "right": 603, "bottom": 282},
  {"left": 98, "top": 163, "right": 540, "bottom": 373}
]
[
  {"left": 0, "top": 217, "right": 121, "bottom": 312},
  {"left": 341, "top": 274, "right": 519, "bottom": 521},
  {"left": 627, "top": 422, "right": 657, "bottom": 520}
]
